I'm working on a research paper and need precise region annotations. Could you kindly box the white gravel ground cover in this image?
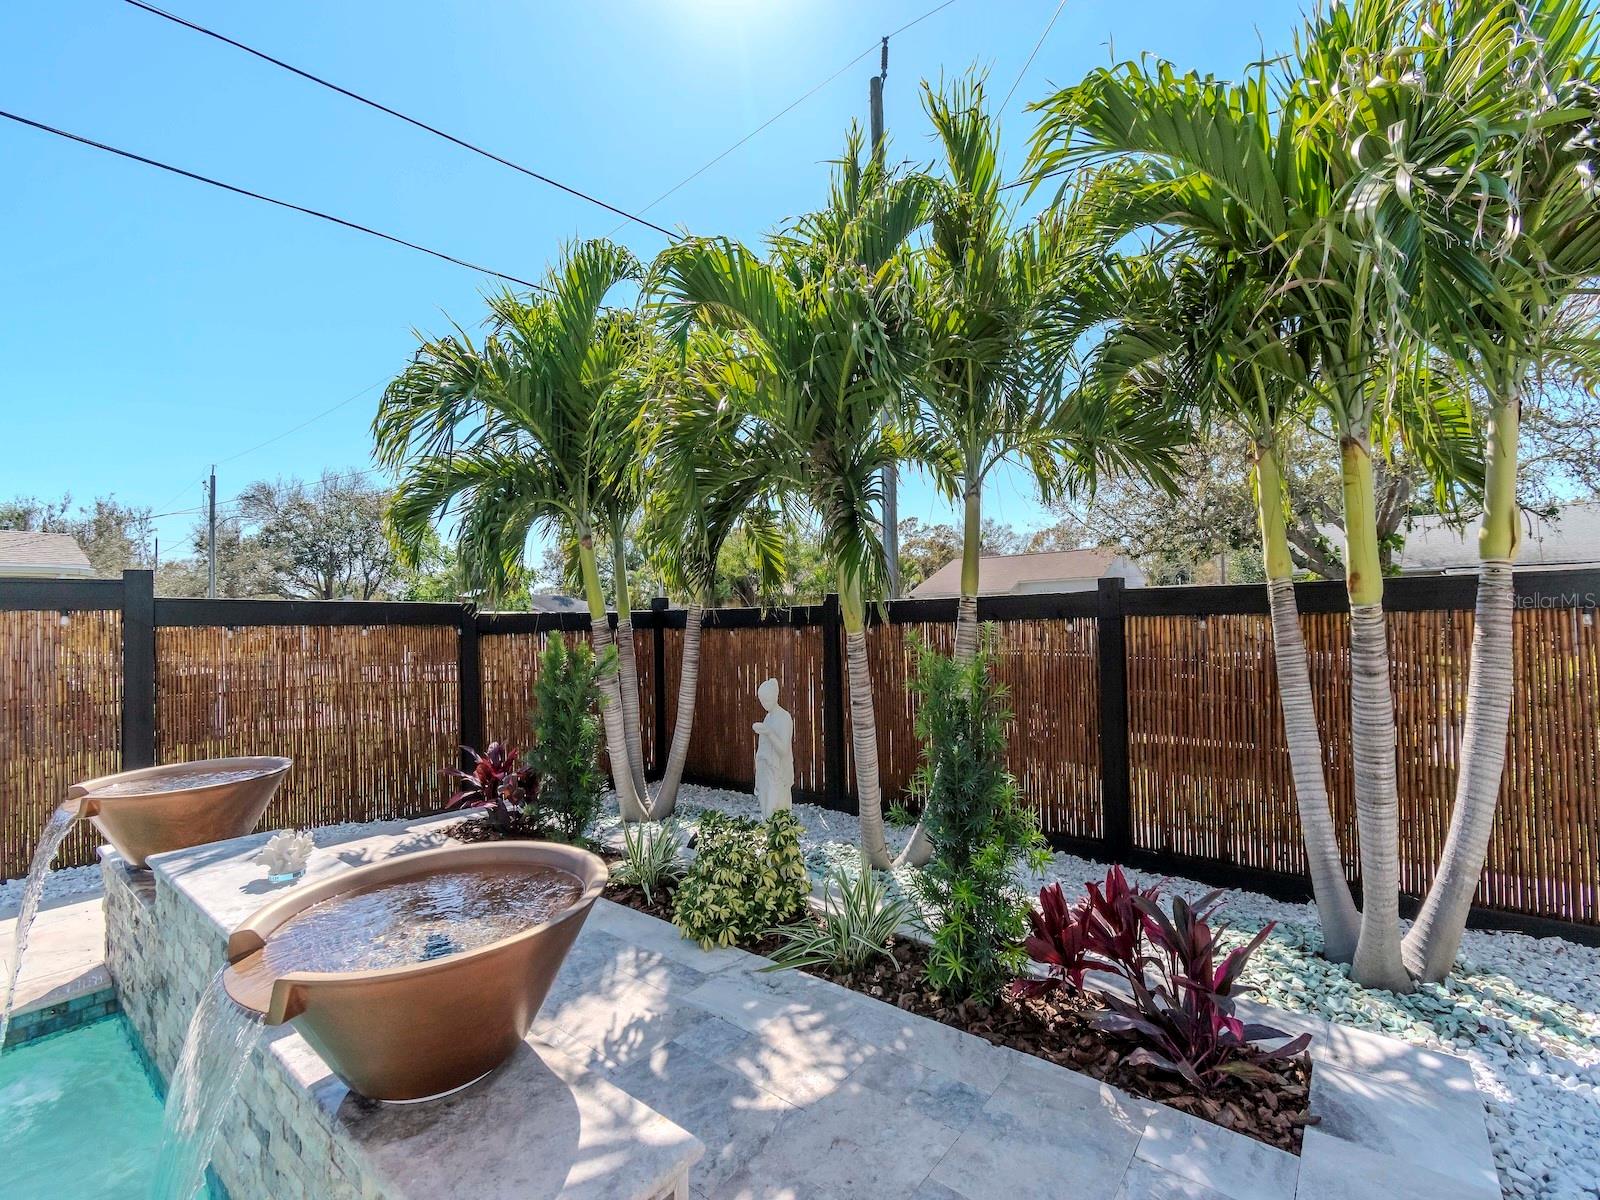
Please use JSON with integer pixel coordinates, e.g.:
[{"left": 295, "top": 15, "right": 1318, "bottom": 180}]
[
  {"left": 624, "top": 785, "right": 1600, "bottom": 1200},
  {"left": 9, "top": 794, "right": 1595, "bottom": 1197}
]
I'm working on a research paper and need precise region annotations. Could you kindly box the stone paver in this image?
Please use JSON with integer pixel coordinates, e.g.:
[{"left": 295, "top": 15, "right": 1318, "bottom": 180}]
[
  {"left": 1295, "top": 1129, "right": 1497, "bottom": 1200},
  {"left": 1134, "top": 1104, "right": 1298, "bottom": 1200},
  {"left": 1308, "top": 1060, "right": 1499, "bottom": 1197},
  {"left": 0, "top": 891, "right": 110, "bottom": 1036}
]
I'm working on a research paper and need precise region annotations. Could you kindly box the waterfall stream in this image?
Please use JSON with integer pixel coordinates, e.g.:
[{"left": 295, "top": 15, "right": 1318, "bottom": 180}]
[
  {"left": 0, "top": 802, "right": 78, "bottom": 1050},
  {"left": 149, "top": 971, "right": 265, "bottom": 1200}
]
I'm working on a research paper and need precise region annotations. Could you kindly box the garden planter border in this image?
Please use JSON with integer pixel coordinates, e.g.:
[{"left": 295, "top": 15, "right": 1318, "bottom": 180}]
[{"left": 603, "top": 882, "right": 1504, "bottom": 1200}]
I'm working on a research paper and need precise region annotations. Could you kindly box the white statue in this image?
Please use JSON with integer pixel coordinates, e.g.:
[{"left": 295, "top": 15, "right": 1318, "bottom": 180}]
[{"left": 752, "top": 678, "right": 794, "bottom": 819}]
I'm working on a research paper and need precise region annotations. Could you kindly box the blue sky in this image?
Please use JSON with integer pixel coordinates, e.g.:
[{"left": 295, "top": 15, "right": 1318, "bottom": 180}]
[{"left": 2, "top": 0, "right": 1295, "bottom": 561}]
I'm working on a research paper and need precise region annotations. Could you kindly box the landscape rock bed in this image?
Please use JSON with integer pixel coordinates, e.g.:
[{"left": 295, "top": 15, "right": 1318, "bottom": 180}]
[{"left": 605, "top": 785, "right": 1600, "bottom": 1199}]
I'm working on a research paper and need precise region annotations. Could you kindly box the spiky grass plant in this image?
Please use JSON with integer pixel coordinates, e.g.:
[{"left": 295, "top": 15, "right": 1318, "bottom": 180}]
[
  {"left": 767, "top": 859, "right": 914, "bottom": 975},
  {"left": 612, "top": 819, "right": 686, "bottom": 906}
]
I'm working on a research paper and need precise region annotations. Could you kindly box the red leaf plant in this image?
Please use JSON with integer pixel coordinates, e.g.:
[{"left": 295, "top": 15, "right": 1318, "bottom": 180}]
[
  {"left": 1013, "top": 867, "right": 1311, "bottom": 1092},
  {"left": 445, "top": 742, "right": 538, "bottom": 833}
]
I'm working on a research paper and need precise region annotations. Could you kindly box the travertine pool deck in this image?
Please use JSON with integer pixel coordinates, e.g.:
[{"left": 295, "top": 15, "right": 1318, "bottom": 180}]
[
  {"left": 21, "top": 813, "right": 1498, "bottom": 1200},
  {"left": 1, "top": 888, "right": 115, "bottom": 1045}
]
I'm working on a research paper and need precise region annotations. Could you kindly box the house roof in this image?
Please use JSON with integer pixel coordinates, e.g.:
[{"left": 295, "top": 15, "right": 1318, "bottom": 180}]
[
  {"left": 0, "top": 530, "right": 96, "bottom": 578},
  {"left": 1401, "top": 501, "right": 1600, "bottom": 573},
  {"left": 909, "top": 548, "right": 1126, "bottom": 598}
]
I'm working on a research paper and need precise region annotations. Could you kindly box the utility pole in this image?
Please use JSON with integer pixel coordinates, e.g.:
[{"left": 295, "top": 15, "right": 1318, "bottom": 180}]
[
  {"left": 206, "top": 465, "right": 218, "bottom": 599},
  {"left": 871, "top": 35, "right": 900, "bottom": 597}
]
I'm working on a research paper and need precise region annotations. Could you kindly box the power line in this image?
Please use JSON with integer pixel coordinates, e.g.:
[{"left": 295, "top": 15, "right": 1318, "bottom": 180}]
[
  {"left": 1000, "top": 0, "right": 1069, "bottom": 114},
  {"left": 215, "top": 379, "right": 386, "bottom": 467},
  {"left": 607, "top": 0, "right": 963, "bottom": 235},
  {"left": 0, "top": 109, "right": 545, "bottom": 290},
  {"left": 124, "top": 0, "right": 679, "bottom": 240},
  {"left": 150, "top": 464, "right": 390, "bottom": 521}
]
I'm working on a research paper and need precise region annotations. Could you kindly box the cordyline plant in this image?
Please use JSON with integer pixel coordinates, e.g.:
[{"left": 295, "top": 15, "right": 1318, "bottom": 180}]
[
  {"left": 445, "top": 742, "right": 536, "bottom": 835},
  {"left": 1013, "top": 867, "right": 1309, "bottom": 1092}
]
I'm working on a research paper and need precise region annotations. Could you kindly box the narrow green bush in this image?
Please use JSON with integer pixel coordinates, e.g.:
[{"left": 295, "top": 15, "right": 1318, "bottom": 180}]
[
  {"left": 672, "top": 810, "right": 808, "bottom": 949},
  {"left": 908, "top": 628, "right": 1046, "bottom": 1004},
  {"left": 526, "top": 633, "right": 605, "bottom": 842}
]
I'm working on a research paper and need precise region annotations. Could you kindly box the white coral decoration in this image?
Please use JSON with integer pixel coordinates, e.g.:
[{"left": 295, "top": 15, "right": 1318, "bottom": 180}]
[{"left": 257, "top": 829, "right": 314, "bottom": 877}]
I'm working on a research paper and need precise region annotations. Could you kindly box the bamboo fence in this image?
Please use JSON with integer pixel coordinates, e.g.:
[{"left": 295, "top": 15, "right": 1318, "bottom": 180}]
[{"left": 1, "top": 580, "right": 1595, "bottom": 931}]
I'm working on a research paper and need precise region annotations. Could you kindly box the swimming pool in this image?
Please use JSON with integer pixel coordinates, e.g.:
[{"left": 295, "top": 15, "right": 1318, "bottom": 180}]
[{"left": 0, "top": 1015, "right": 166, "bottom": 1199}]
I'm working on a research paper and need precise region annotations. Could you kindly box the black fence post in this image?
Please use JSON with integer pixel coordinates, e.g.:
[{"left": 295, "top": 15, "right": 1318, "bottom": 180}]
[
  {"left": 457, "top": 604, "right": 483, "bottom": 770},
  {"left": 650, "top": 596, "right": 668, "bottom": 780},
  {"left": 121, "top": 569, "right": 156, "bottom": 770},
  {"left": 1096, "top": 576, "right": 1132, "bottom": 856},
  {"left": 819, "top": 592, "right": 848, "bottom": 811}
]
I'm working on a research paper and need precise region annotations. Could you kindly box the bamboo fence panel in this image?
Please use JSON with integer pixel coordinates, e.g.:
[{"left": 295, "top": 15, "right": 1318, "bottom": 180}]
[
  {"left": 479, "top": 628, "right": 656, "bottom": 780},
  {"left": 659, "top": 623, "right": 829, "bottom": 795},
  {"left": 1, "top": 610, "right": 123, "bottom": 875},
  {"left": 1127, "top": 606, "right": 1599, "bottom": 923},
  {"left": 155, "top": 625, "right": 459, "bottom": 833},
  {"left": 845, "top": 618, "right": 1102, "bottom": 838}
]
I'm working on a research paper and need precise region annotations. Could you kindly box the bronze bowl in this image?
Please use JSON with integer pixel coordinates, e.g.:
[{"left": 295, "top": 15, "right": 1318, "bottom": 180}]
[
  {"left": 222, "top": 841, "right": 608, "bottom": 1102},
  {"left": 71, "top": 756, "right": 292, "bottom": 869}
]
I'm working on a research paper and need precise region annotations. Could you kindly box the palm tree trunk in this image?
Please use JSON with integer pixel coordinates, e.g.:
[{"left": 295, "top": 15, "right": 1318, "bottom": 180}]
[
  {"left": 952, "top": 484, "right": 983, "bottom": 662},
  {"left": 894, "top": 482, "right": 982, "bottom": 869},
  {"left": 843, "top": 571, "right": 894, "bottom": 870},
  {"left": 1340, "top": 434, "right": 1413, "bottom": 992},
  {"left": 1403, "top": 396, "right": 1520, "bottom": 982},
  {"left": 649, "top": 599, "right": 704, "bottom": 819},
  {"left": 1254, "top": 441, "right": 1360, "bottom": 962},
  {"left": 580, "top": 534, "right": 649, "bottom": 822},
  {"left": 611, "top": 533, "right": 650, "bottom": 802}
]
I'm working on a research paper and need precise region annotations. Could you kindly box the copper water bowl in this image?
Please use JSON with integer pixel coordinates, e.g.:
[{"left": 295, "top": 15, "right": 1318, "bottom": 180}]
[
  {"left": 222, "top": 842, "right": 608, "bottom": 1102},
  {"left": 71, "top": 756, "right": 292, "bottom": 868}
]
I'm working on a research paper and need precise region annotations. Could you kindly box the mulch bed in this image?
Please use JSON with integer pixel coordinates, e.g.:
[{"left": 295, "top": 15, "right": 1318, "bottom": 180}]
[
  {"left": 807, "top": 938, "right": 1313, "bottom": 1153},
  {"left": 597, "top": 878, "right": 1312, "bottom": 1152}
]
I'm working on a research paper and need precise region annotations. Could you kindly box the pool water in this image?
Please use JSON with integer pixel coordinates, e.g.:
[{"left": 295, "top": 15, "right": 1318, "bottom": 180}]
[{"left": 0, "top": 1015, "right": 166, "bottom": 1198}]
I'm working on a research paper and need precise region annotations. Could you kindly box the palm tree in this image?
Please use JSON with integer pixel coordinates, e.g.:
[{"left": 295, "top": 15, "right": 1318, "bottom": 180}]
[
  {"left": 1027, "top": 20, "right": 1442, "bottom": 989},
  {"left": 640, "top": 331, "right": 786, "bottom": 817},
  {"left": 373, "top": 238, "right": 653, "bottom": 822},
  {"left": 1327, "top": 0, "right": 1600, "bottom": 980},
  {"left": 1090, "top": 247, "right": 1364, "bottom": 961},
  {"left": 651, "top": 132, "right": 933, "bottom": 869},
  {"left": 895, "top": 78, "right": 1183, "bottom": 867}
]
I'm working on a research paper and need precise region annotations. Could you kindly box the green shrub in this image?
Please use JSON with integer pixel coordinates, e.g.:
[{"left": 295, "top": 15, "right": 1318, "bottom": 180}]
[
  {"left": 767, "top": 857, "right": 913, "bottom": 974},
  {"left": 525, "top": 633, "right": 606, "bottom": 842},
  {"left": 672, "top": 811, "right": 809, "bottom": 949},
  {"left": 613, "top": 819, "right": 686, "bottom": 905},
  {"left": 908, "top": 628, "right": 1046, "bottom": 1004}
]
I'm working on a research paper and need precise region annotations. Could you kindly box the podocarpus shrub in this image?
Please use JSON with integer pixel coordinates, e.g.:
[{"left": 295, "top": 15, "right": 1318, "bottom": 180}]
[
  {"left": 908, "top": 629, "right": 1046, "bottom": 1005},
  {"left": 1014, "top": 866, "right": 1310, "bottom": 1092},
  {"left": 525, "top": 634, "right": 606, "bottom": 843},
  {"left": 672, "top": 811, "right": 808, "bottom": 949}
]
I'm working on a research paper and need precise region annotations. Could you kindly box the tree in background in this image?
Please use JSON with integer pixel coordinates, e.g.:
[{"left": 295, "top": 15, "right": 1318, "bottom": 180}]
[
  {"left": 237, "top": 471, "right": 403, "bottom": 599},
  {"left": 0, "top": 494, "right": 154, "bottom": 576}
]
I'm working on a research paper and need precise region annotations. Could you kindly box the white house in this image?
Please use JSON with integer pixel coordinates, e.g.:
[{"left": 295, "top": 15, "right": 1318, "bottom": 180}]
[
  {"left": 908, "top": 548, "right": 1145, "bottom": 598},
  {"left": 0, "top": 530, "right": 96, "bottom": 579},
  {"left": 1401, "top": 501, "right": 1600, "bottom": 574}
]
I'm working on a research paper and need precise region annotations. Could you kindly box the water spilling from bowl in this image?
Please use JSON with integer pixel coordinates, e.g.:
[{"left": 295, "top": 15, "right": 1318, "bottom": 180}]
[
  {"left": 0, "top": 802, "right": 77, "bottom": 1051},
  {"left": 149, "top": 972, "right": 265, "bottom": 1200}
]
